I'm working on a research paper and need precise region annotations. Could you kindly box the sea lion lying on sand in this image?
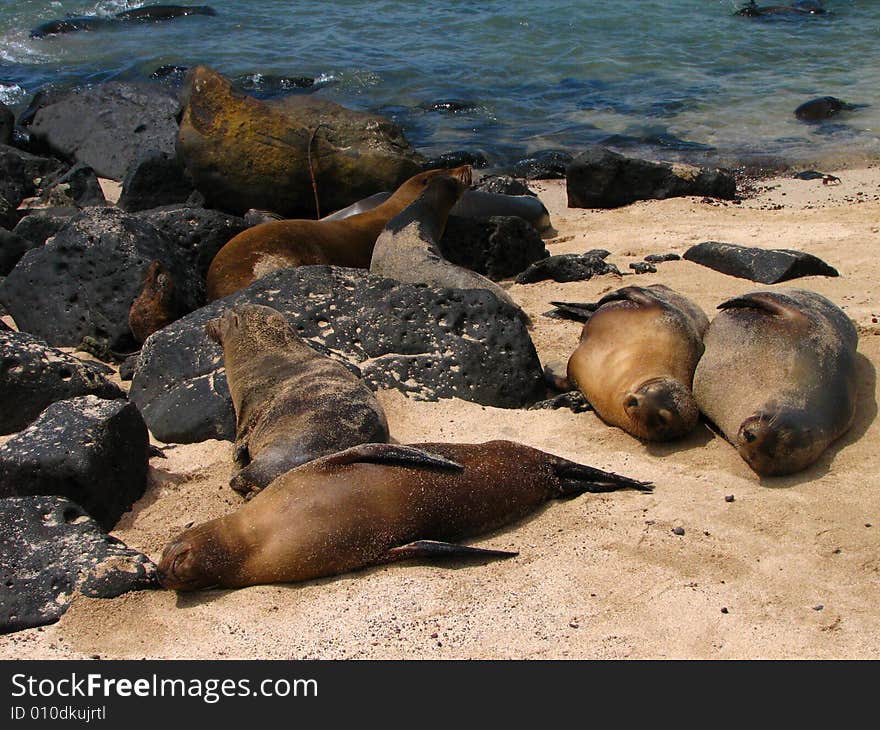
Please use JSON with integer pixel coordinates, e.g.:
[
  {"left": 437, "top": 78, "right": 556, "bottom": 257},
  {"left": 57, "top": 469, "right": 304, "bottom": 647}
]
[{"left": 157, "top": 440, "right": 651, "bottom": 590}]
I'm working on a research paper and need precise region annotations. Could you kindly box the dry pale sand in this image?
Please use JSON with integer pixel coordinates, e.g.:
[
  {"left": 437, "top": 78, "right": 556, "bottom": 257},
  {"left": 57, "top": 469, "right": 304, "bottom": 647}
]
[{"left": 2, "top": 166, "right": 878, "bottom": 660}]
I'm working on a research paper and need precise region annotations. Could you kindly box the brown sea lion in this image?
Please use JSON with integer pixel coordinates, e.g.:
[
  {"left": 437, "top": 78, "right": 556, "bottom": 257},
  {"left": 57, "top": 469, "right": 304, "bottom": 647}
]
[
  {"left": 157, "top": 440, "right": 651, "bottom": 590},
  {"left": 206, "top": 165, "right": 472, "bottom": 301},
  {"left": 692, "top": 288, "right": 858, "bottom": 476},
  {"left": 206, "top": 303, "right": 389, "bottom": 496},
  {"left": 564, "top": 285, "right": 709, "bottom": 441},
  {"left": 129, "top": 260, "right": 180, "bottom": 343},
  {"left": 370, "top": 175, "right": 522, "bottom": 313}
]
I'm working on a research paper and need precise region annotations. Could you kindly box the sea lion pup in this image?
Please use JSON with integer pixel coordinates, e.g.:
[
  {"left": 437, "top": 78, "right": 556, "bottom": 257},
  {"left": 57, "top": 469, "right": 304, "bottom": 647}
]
[
  {"left": 206, "top": 303, "right": 389, "bottom": 496},
  {"left": 563, "top": 285, "right": 709, "bottom": 441},
  {"left": 206, "top": 166, "right": 472, "bottom": 301},
  {"left": 129, "top": 261, "right": 182, "bottom": 344},
  {"left": 157, "top": 440, "right": 652, "bottom": 590},
  {"left": 370, "top": 176, "right": 522, "bottom": 313},
  {"left": 324, "top": 189, "right": 552, "bottom": 234},
  {"left": 693, "top": 289, "right": 858, "bottom": 476}
]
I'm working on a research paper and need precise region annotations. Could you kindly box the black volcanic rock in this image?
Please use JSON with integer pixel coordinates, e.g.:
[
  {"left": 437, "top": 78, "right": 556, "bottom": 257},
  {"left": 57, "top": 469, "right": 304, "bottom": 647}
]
[
  {"left": 118, "top": 150, "right": 196, "bottom": 212},
  {"left": 0, "top": 396, "right": 150, "bottom": 530},
  {"left": 0, "top": 207, "right": 203, "bottom": 350},
  {"left": 516, "top": 252, "right": 620, "bottom": 284},
  {"left": 0, "top": 496, "right": 156, "bottom": 634},
  {"left": 682, "top": 241, "right": 839, "bottom": 284},
  {"left": 513, "top": 150, "right": 573, "bottom": 180},
  {"left": 474, "top": 175, "right": 536, "bottom": 196},
  {"left": 0, "top": 329, "right": 124, "bottom": 435},
  {"left": 0, "top": 102, "right": 13, "bottom": 146},
  {"left": 11, "top": 207, "right": 79, "bottom": 247},
  {"left": 0, "top": 228, "right": 38, "bottom": 276},
  {"left": 566, "top": 146, "right": 736, "bottom": 208},
  {"left": 130, "top": 266, "right": 544, "bottom": 443},
  {"left": 0, "top": 144, "right": 66, "bottom": 225},
  {"left": 27, "top": 82, "right": 181, "bottom": 180},
  {"left": 439, "top": 215, "right": 548, "bottom": 281}
]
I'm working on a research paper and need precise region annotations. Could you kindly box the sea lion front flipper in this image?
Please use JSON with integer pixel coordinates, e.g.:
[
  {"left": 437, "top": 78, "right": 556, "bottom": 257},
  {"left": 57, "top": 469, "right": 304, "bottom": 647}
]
[
  {"left": 320, "top": 443, "right": 464, "bottom": 472},
  {"left": 553, "top": 459, "right": 653, "bottom": 495},
  {"left": 548, "top": 301, "right": 600, "bottom": 321},
  {"left": 382, "top": 540, "right": 518, "bottom": 564},
  {"left": 717, "top": 291, "right": 810, "bottom": 326}
]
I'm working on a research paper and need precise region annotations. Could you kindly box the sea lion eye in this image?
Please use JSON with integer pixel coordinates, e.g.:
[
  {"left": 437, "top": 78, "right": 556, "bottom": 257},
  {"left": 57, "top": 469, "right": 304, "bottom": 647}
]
[
  {"left": 625, "top": 396, "right": 639, "bottom": 409},
  {"left": 743, "top": 430, "right": 757, "bottom": 443}
]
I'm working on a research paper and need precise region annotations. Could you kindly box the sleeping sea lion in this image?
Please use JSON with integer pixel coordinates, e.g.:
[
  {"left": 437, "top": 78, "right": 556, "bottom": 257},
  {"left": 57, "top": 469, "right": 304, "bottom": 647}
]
[
  {"left": 369, "top": 175, "right": 522, "bottom": 313},
  {"left": 563, "top": 285, "right": 709, "bottom": 441},
  {"left": 206, "top": 165, "right": 472, "bottom": 301},
  {"left": 157, "top": 440, "right": 651, "bottom": 590},
  {"left": 692, "top": 288, "right": 858, "bottom": 476},
  {"left": 206, "top": 303, "right": 389, "bottom": 496}
]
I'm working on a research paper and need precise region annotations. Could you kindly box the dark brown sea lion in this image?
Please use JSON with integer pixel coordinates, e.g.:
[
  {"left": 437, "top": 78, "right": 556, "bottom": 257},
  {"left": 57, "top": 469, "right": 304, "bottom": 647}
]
[
  {"left": 128, "top": 260, "right": 181, "bottom": 344},
  {"left": 692, "top": 288, "right": 858, "bottom": 476},
  {"left": 735, "top": 1, "right": 825, "bottom": 17},
  {"left": 206, "top": 303, "right": 389, "bottom": 496},
  {"left": 564, "top": 285, "right": 709, "bottom": 441},
  {"left": 157, "top": 440, "right": 651, "bottom": 590},
  {"left": 206, "top": 165, "right": 472, "bottom": 301},
  {"left": 369, "top": 175, "right": 521, "bottom": 312},
  {"left": 30, "top": 5, "right": 216, "bottom": 38}
]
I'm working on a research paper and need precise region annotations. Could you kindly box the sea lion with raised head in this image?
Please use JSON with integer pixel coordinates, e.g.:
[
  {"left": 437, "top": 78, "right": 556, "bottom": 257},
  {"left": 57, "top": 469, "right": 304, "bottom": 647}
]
[
  {"left": 128, "top": 260, "right": 183, "bottom": 344},
  {"left": 206, "top": 303, "right": 389, "bottom": 496},
  {"left": 693, "top": 288, "right": 858, "bottom": 476},
  {"left": 157, "top": 440, "right": 651, "bottom": 590},
  {"left": 562, "top": 285, "right": 709, "bottom": 441},
  {"left": 370, "top": 175, "right": 522, "bottom": 313},
  {"left": 206, "top": 166, "right": 472, "bottom": 301}
]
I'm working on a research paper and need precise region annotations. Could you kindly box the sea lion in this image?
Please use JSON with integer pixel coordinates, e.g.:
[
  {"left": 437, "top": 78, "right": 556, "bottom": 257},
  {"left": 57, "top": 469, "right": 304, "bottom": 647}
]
[
  {"left": 370, "top": 176, "right": 522, "bottom": 313},
  {"left": 794, "top": 96, "right": 860, "bottom": 122},
  {"left": 30, "top": 5, "right": 216, "bottom": 38},
  {"left": 206, "top": 166, "right": 472, "bottom": 301},
  {"left": 157, "top": 440, "right": 651, "bottom": 590},
  {"left": 324, "top": 189, "right": 552, "bottom": 234},
  {"left": 692, "top": 288, "right": 858, "bottom": 476},
  {"left": 128, "top": 261, "right": 181, "bottom": 343},
  {"left": 206, "top": 303, "right": 388, "bottom": 496},
  {"left": 563, "top": 285, "right": 709, "bottom": 441}
]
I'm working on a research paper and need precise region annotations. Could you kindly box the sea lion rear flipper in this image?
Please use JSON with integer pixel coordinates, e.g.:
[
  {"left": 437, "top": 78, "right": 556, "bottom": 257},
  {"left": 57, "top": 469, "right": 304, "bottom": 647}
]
[
  {"left": 321, "top": 443, "right": 464, "bottom": 472},
  {"left": 548, "top": 301, "right": 600, "bottom": 321},
  {"left": 553, "top": 460, "right": 653, "bottom": 495},
  {"left": 717, "top": 292, "right": 809, "bottom": 326},
  {"left": 382, "top": 540, "right": 518, "bottom": 564}
]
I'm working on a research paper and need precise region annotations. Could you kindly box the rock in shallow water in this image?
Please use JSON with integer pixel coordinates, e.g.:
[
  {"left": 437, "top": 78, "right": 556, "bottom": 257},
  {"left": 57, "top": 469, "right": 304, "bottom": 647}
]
[
  {"left": 566, "top": 145, "right": 736, "bottom": 208},
  {"left": 0, "top": 329, "right": 124, "bottom": 435},
  {"left": 0, "top": 396, "right": 150, "bottom": 530},
  {"left": 682, "top": 240, "right": 839, "bottom": 284},
  {"left": 131, "top": 266, "right": 544, "bottom": 443},
  {"left": 0, "top": 495, "right": 156, "bottom": 634}
]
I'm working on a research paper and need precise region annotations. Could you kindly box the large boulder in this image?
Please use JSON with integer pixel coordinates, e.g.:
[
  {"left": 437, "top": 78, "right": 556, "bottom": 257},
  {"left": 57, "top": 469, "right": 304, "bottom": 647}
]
[
  {"left": 513, "top": 150, "right": 573, "bottom": 179},
  {"left": 682, "top": 241, "right": 839, "bottom": 284},
  {"left": 0, "top": 496, "right": 156, "bottom": 634},
  {"left": 177, "top": 66, "right": 423, "bottom": 217},
  {"left": 11, "top": 207, "right": 79, "bottom": 247},
  {"left": 439, "top": 215, "right": 548, "bottom": 280},
  {"left": 0, "top": 396, "right": 150, "bottom": 530},
  {"left": 566, "top": 145, "right": 736, "bottom": 208},
  {"left": 0, "top": 228, "right": 38, "bottom": 276},
  {"left": 516, "top": 250, "right": 621, "bottom": 284},
  {"left": 134, "top": 205, "right": 248, "bottom": 277},
  {"left": 0, "top": 329, "right": 123, "bottom": 435},
  {"left": 0, "top": 207, "right": 203, "bottom": 350},
  {"left": 28, "top": 82, "right": 181, "bottom": 180},
  {"left": 131, "top": 266, "right": 544, "bottom": 443}
]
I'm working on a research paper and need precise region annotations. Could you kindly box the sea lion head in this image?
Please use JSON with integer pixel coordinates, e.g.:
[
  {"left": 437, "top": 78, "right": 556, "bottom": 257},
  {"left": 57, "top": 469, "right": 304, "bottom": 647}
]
[
  {"left": 157, "top": 521, "right": 241, "bottom": 591},
  {"left": 390, "top": 165, "right": 472, "bottom": 206},
  {"left": 623, "top": 377, "right": 699, "bottom": 441},
  {"left": 206, "top": 304, "right": 292, "bottom": 348},
  {"left": 736, "top": 408, "right": 819, "bottom": 476}
]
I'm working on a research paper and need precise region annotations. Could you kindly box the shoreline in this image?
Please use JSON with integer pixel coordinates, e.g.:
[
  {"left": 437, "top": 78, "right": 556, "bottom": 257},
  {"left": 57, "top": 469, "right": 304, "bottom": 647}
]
[{"left": 2, "top": 166, "right": 878, "bottom": 660}]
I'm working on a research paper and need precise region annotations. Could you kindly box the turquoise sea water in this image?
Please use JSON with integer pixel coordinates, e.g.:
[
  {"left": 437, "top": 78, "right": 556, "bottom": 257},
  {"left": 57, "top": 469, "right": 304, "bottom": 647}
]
[{"left": 2, "top": 0, "right": 880, "bottom": 169}]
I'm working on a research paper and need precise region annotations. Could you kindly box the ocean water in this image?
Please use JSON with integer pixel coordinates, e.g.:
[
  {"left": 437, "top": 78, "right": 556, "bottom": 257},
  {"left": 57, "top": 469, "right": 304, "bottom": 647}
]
[{"left": 2, "top": 0, "right": 880, "bottom": 169}]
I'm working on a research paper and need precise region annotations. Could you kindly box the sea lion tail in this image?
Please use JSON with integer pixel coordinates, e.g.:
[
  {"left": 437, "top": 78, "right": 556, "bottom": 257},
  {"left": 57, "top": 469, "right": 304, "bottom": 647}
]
[
  {"left": 551, "top": 458, "right": 653, "bottom": 495},
  {"left": 548, "top": 301, "right": 600, "bottom": 322}
]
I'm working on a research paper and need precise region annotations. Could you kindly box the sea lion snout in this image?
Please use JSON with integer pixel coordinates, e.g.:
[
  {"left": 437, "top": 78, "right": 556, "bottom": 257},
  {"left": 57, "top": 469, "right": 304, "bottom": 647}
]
[
  {"left": 624, "top": 379, "right": 699, "bottom": 441},
  {"left": 736, "top": 412, "right": 817, "bottom": 476}
]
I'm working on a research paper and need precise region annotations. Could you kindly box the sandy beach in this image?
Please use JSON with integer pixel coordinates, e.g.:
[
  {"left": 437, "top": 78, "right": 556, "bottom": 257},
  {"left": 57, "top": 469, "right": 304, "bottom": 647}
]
[{"left": 2, "top": 164, "right": 878, "bottom": 660}]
